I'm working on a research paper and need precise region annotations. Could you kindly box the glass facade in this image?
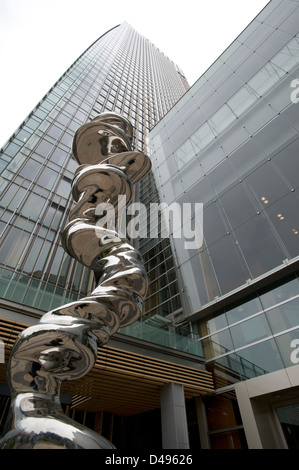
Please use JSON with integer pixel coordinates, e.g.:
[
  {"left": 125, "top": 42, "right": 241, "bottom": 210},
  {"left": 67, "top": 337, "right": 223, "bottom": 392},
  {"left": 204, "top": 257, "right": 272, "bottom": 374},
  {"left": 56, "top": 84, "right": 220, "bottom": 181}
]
[
  {"left": 1, "top": 1, "right": 299, "bottom": 449},
  {"left": 148, "top": 0, "right": 299, "bottom": 317},
  {"left": 145, "top": 1, "right": 299, "bottom": 447},
  {"left": 0, "top": 22, "right": 189, "bottom": 350},
  {"left": 199, "top": 275, "right": 299, "bottom": 387},
  {"left": 147, "top": 0, "right": 299, "bottom": 399}
]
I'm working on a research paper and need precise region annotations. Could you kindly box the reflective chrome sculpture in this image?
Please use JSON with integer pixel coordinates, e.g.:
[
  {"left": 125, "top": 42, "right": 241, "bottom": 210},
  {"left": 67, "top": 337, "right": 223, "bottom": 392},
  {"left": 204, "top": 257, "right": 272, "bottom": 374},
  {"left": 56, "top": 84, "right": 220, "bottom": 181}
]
[{"left": 0, "top": 113, "right": 151, "bottom": 449}]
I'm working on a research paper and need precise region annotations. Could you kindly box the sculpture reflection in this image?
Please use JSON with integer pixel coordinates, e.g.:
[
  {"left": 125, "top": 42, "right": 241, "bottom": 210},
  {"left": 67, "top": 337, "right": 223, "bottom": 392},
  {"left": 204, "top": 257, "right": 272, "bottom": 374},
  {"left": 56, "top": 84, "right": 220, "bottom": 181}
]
[{"left": 0, "top": 112, "right": 150, "bottom": 449}]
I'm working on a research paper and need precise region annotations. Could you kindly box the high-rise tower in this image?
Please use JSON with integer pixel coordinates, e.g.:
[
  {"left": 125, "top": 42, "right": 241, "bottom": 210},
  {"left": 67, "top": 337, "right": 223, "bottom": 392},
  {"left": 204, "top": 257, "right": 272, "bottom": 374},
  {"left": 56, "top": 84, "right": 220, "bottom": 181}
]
[
  {"left": 0, "top": 22, "right": 189, "bottom": 330},
  {"left": 0, "top": 22, "right": 212, "bottom": 449}
]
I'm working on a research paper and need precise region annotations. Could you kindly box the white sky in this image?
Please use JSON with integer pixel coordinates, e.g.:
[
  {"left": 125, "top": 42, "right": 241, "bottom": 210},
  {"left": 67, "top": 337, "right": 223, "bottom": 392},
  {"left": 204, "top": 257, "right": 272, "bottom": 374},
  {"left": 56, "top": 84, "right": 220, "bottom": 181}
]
[{"left": 0, "top": 0, "right": 270, "bottom": 147}]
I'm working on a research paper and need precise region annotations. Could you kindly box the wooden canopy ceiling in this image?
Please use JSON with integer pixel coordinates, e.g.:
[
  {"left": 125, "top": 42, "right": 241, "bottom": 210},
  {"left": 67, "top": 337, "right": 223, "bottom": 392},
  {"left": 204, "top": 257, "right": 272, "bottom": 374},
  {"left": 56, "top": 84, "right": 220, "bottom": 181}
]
[{"left": 0, "top": 317, "right": 214, "bottom": 416}]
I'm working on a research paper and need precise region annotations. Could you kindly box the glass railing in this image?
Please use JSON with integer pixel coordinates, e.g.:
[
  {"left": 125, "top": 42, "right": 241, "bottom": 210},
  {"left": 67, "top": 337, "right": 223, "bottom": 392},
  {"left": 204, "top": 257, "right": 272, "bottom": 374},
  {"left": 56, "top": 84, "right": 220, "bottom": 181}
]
[
  {"left": 0, "top": 267, "right": 204, "bottom": 357},
  {"left": 120, "top": 316, "right": 204, "bottom": 357},
  {"left": 0, "top": 268, "right": 78, "bottom": 312}
]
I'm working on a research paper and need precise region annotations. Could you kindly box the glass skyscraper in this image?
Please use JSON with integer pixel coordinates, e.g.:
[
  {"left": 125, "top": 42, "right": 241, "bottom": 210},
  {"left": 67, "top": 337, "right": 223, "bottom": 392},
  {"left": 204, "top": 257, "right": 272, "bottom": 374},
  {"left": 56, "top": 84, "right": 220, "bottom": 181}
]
[
  {"left": 1, "top": 0, "right": 299, "bottom": 450},
  {"left": 0, "top": 22, "right": 189, "bottom": 336},
  {"left": 0, "top": 21, "right": 211, "bottom": 449}
]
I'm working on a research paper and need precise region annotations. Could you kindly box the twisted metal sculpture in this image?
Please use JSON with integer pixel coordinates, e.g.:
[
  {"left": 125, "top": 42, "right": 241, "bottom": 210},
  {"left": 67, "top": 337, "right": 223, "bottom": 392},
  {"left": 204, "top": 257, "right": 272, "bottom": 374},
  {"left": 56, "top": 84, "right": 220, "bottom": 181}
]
[{"left": 0, "top": 113, "right": 151, "bottom": 449}]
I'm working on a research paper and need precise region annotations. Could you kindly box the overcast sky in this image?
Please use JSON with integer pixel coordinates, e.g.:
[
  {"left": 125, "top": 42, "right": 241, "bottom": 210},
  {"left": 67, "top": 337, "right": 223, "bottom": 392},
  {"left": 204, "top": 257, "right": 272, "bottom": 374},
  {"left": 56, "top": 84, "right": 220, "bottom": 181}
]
[{"left": 0, "top": 0, "right": 270, "bottom": 147}]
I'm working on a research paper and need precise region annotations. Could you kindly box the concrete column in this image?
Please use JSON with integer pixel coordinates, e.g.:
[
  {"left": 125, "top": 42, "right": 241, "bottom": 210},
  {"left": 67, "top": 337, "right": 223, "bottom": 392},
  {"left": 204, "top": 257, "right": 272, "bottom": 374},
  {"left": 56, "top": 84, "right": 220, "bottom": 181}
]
[
  {"left": 195, "top": 396, "right": 210, "bottom": 449},
  {"left": 234, "top": 381, "right": 263, "bottom": 448},
  {"left": 160, "top": 383, "right": 189, "bottom": 449},
  {"left": 94, "top": 411, "right": 103, "bottom": 435}
]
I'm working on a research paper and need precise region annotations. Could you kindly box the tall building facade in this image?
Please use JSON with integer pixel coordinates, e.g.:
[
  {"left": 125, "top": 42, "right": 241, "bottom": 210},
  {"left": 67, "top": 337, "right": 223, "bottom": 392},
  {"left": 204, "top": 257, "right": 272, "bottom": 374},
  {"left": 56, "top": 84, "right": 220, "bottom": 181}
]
[
  {"left": 0, "top": 22, "right": 212, "bottom": 449},
  {"left": 0, "top": 22, "right": 188, "bottom": 325},
  {"left": 1, "top": 1, "right": 298, "bottom": 450},
  {"left": 148, "top": 0, "right": 299, "bottom": 449}
]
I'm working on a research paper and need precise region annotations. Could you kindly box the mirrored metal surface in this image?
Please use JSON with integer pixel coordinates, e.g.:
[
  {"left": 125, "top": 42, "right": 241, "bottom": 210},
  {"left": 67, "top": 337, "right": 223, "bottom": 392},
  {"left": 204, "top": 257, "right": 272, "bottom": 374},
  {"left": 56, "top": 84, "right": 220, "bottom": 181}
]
[{"left": 0, "top": 113, "right": 151, "bottom": 449}]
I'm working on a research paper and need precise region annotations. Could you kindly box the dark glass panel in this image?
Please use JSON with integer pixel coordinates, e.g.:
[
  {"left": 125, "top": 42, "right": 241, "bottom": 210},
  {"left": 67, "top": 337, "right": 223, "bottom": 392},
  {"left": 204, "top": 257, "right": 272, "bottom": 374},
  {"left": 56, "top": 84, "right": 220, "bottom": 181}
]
[
  {"left": 230, "top": 138, "right": 267, "bottom": 178},
  {"left": 0, "top": 184, "right": 27, "bottom": 212},
  {"left": 22, "top": 237, "right": 44, "bottom": 274},
  {"left": 43, "top": 204, "right": 64, "bottom": 230},
  {"left": 207, "top": 235, "right": 249, "bottom": 295},
  {"left": 46, "top": 125, "right": 63, "bottom": 140},
  {"left": 226, "top": 297, "right": 263, "bottom": 325},
  {"left": 19, "top": 158, "right": 42, "bottom": 180},
  {"left": 202, "top": 329, "right": 233, "bottom": 359},
  {"left": 186, "top": 177, "right": 214, "bottom": 206},
  {"left": 203, "top": 201, "right": 228, "bottom": 246},
  {"left": 35, "top": 139, "right": 53, "bottom": 158},
  {"left": 206, "top": 354, "right": 242, "bottom": 387},
  {"left": 56, "top": 177, "right": 71, "bottom": 198},
  {"left": 236, "top": 339, "right": 284, "bottom": 375},
  {"left": 230, "top": 314, "right": 272, "bottom": 349},
  {"left": 207, "top": 158, "right": 239, "bottom": 196},
  {"left": 38, "top": 167, "right": 58, "bottom": 190},
  {"left": 234, "top": 213, "right": 285, "bottom": 278},
  {"left": 260, "top": 277, "right": 299, "bottom": 310},
  {"left": 200, "top": 313, "right": 228, "bottom": 336},
  {"left": 21, "top": 192, "right": 44, "bottom": 220},
  {"left": 32, "top": 240, "right": 52, "bottom": 276},
  {"left": 220, "top": 183, "right": 257, "bottom": 229},
  {"left": 189, "top": 250, "right": 220, "bottom": 304},
  {"left": 245, "top": 161, "right": 290, "bottom": 208},
  {"left": 264, "top": 191, "right": 299, "bottom": 258},
  {"left": 266, "top": 297, "right": 299, "bottom": 335},
  {"left": 272, "top": 138, "right": 299, "bottom": 190},
  {"left": 253, "top": 115, "right": 297, "bottom": 157},
  {"left": 0, "top": 227, "right": 30, "bottom": 268}
]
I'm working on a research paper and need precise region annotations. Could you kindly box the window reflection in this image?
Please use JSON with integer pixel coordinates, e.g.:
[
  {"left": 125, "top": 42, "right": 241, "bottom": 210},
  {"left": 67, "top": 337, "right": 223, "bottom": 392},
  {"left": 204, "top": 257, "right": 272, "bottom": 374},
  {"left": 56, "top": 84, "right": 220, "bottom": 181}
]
[
  {"left": 38, "top": 167, "right": 58, "bottom": 190},
  {"left": 236, "top": 339, "right": 284, "bottom": 374},
  {"left": 245, "top": 161, "right": 290, "bottom": 207},
  {"left": 230, "top": 314, "right": 272, "bottom": 349},
  {"left": 19, "top": 158, "right": 42, "bottom": 181},
  {"left": 264, "top": 192, "right": 299, "bottom": 258},
  {"left": 227, "top": 86, "right": 256, "bottom": 116},
  {"left": 260, "top": 278, "right": 299, "bottom": 310},
  {"left": 226, "top": 297, "right": 263, "bottom": 325},
  {"left": 266, "top": 298, "right": 299, "bottom": 335},
  {"left": 206, "top": 158, "right": 238, "bottom": 196},
  {"left": 202, "top": 328, "right": 233, "bottom": 359},
  {"left": 0, "top": 227, "right": 30, "bottom": 268},
  {"left": 209, "top": 104, "right": 235, "bottom": 133},
  {"left": 272, "top": 138, "right": 299, "bottom": 190},
  {"left": 220, "top": 183, "right": 257, "bottom": 229},
  {"left": 248, "top": 62, "right": 283, "bottom": 96},
  {"left": 234, "top": 213, "right": 285, "bottom": 278}
]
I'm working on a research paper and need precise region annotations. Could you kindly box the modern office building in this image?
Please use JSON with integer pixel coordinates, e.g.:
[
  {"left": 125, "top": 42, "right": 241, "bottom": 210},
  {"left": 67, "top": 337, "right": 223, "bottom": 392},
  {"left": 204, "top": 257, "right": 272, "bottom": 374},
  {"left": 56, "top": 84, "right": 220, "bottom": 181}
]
[
  {"left": 148, "top": 0, "right": 299, "bottom": 449},
  {"left": 1, "top": 0, "right": 299, "bottom": 450},
  {"left": 0, "top": 21, "right": 212, "bottom": 450}
]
